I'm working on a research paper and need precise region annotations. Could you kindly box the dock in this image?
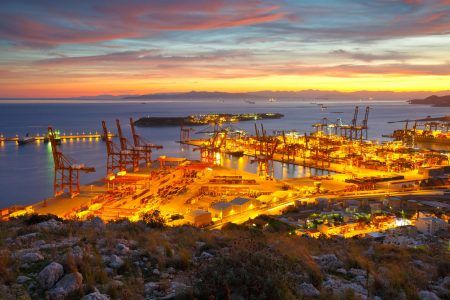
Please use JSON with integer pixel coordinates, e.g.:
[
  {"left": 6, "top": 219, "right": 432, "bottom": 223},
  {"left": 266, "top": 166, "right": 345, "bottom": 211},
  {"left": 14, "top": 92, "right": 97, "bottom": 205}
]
[{"left": 0, "top": 131, "right": 116, "bottom": 144}]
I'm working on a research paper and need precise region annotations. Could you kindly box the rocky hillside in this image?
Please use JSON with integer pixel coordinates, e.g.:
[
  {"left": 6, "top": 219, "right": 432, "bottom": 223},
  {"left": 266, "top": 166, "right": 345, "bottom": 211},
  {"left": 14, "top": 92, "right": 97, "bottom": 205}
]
[
  {"left": 409, "top": 95, "right": 450, "bottom": 107},
  {"left": 0, "top": 214, "right": 448, "bottom": 299}
]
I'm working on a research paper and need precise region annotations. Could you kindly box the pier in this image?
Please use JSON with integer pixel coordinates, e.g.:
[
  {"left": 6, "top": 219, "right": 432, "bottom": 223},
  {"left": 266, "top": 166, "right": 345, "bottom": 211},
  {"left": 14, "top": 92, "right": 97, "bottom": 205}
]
[{"left": 0, "top": 131, "right": 116, "bottom": 144}]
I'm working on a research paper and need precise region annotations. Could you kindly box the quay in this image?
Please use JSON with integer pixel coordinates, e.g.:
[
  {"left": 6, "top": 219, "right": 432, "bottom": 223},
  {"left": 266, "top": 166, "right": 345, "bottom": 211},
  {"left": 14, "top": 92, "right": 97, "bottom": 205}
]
[{"left": 0, "top": 131, "right": 116, "bottom": 144}]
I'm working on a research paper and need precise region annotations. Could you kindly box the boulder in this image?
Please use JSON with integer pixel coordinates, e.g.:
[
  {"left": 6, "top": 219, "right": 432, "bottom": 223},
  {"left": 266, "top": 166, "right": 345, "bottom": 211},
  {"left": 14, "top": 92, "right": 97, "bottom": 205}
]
[
  {"left": 38, "top": 262, "right": 64, "bottom": 289},
  {"left": 82, "top": 291, "right": 110, "bottom": 300},
  {"left": 48, "top": 272, "right": 83, "bottom": 300},
  {"left": 36, "top": 219, "right": 62, "bottom": 231},
  {"left": 297, "top": 282, "right": 320, "bottom": 297},
  {"left": 313, "top": 254, "right": 343, "bottom": 271},
  {"left": 89, "top": 217, "right": 106, "bottom": 231},
  {"left": 19, "top": 251, "right": 44, "bottom": 263},
  {"left": 199, "top": 251, "right": 214, "bottom": 260},
  {"left": 169, "top": 281, "right": 192, "bottom": 298},
  {"left": 349, "top": 268, "right": 366, "bottom": 278},
  {"left": 115, "top": 243, "right": 129, "bottom": 255},
  {"left": 16, "top": 275, "right": 31, "bottom": 284},
  {"left": 322, "top": 276, "right": 367, "bottom": 298},
  {"left": 418, "top": 290, "right": 440, "bottom": 300},
  {"left": 108, "top": 255, "right": 124, "bottom": 269},
  {"left": 72, "top": 246, "right": 83, "bottom": 261},
  {"left": 152, "top": 268, "right": 160, "bottom": 276}
]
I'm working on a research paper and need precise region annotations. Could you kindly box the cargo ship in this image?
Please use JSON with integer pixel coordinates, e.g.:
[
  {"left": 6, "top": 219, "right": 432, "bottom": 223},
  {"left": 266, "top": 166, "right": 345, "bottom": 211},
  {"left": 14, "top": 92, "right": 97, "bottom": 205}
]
[{"left": 17, "top": 135, "right": 35, "bottom": 145}]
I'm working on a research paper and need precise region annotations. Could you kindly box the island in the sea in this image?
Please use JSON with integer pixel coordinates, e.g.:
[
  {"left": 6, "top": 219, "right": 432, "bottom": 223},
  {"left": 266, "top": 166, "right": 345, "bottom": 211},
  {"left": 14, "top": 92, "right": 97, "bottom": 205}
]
[
  {"left": 134, "top": 113, "right": 284, "bottom": 127},
  {"left": 408, "top": 95, "right": 450, "bottom": 107}
]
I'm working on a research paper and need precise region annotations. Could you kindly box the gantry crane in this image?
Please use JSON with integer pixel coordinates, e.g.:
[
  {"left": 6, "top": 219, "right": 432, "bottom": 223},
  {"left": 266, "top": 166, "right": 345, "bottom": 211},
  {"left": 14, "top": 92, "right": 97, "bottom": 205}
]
[
  {"left": 115, "top": 119, "right": 140, "bottom": 171},
  {"left": 102, "top": 120, "right": 136, "bottom": 174},
  {"left": 360, "top": 106, "right": 370, "bottom": 140},
  {"left": 193, "top": 129, "right": 227, "bottom": 165},
  {"left": 130, "top": 117, "right": 163, "bottom": 166},
  {"left": 251, "top": 124, "right": 279, "bottom": 179},
  {"left": 349, "top": 106, "right": 359, "bottom": 140},
  {"left": 48, "top": 127, "right": 95, "bottom": 197},
  {"left": 281, "top": 130, "right": 298, "bottom": 163}
]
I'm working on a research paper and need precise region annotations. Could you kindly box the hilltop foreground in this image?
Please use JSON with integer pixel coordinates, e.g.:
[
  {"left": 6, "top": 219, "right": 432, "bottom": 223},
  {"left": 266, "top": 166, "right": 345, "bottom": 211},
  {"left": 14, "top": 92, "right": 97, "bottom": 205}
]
[{"left": 0, "top": 214, "right": 448, "bottom": 300}]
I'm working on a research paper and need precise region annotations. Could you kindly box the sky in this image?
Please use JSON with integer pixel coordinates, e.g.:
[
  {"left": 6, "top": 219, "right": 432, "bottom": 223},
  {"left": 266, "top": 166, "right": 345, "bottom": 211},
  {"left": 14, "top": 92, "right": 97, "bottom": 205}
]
[{"left": 0, "top": 0, "right": 449, "bottom": 98}]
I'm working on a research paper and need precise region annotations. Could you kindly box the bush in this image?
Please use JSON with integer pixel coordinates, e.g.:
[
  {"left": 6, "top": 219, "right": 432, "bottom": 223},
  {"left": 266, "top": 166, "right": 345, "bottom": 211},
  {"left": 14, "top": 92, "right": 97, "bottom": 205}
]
[
  {"left": 195, "top": 246, "right": 298, "bottom": 299},
  {"left": 141, "top": 210, "right": 165, "bottom": 228},
  {"left": 21, "top": 213, "right": 62, "bottom": 226}
]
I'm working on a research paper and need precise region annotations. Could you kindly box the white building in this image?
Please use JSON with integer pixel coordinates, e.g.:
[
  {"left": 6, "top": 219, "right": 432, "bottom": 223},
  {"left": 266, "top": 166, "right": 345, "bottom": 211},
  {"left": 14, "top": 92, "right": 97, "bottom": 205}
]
[{"left": 416, "top": 217, "right": 448, "bottom": 235}]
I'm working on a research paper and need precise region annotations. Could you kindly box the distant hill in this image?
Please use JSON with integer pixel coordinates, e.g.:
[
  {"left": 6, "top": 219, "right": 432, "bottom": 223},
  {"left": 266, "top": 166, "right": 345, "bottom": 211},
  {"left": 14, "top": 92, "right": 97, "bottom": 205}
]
[
  {"left": 123, "top": 91, "right": 258, "bottom": 100},
  {"left": 2, "top": 90, "right": 450, "bottom": 101},
  {"left": 408, "top": 95, "right": 450, "bottom": 107},
  {"left": 123, "top": 90, "right": 450, "bottom": 101}
]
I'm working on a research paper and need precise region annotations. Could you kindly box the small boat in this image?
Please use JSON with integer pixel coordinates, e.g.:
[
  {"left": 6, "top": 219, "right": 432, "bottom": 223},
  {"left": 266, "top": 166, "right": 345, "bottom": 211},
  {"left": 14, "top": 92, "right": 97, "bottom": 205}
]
[
  {"left": 18, "top": 135, "right": 35, "bottom": 145},
  {"left": 268, "top": 98, "right": 277, "bottom": 102},
  {"left": 244, "top": 99, "right": 255, "bottom": 104},
  {"left": 226, "top": 150, "right": 244, "bottom": 157}
]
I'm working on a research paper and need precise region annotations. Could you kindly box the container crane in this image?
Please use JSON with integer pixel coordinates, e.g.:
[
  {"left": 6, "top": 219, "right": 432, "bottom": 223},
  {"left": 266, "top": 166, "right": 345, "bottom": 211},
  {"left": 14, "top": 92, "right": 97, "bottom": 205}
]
[
  {"left": 350, "top": 106, "right": 359, "bottom": 140},
  {"left": 129, "top": 117, "right": 163, "bottom": 166},
  {"left": 115, "top": 119, "right": 140, "bottom": 171},
  {"left": 251, "top": 124, "right": 279, "bottom": 179},
  {"left": 360, "top": 106, "right": 370, "bottom": 140},
  {"left": 102, "top": 121, "right": 136, "bottom": 174},
  {"left": 48, "top": 127, "right": 95, "bottom": 197}
]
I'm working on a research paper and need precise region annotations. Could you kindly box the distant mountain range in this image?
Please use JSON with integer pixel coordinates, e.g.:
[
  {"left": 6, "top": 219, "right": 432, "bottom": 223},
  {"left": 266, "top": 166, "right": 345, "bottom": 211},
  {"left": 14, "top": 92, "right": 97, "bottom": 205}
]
[
  {"left": 2, "top": 90, "right": 450, "bottom": 101},
  {"left": 408, "top": 95, "right": 450, "bottom": 107},
  {"left": 122, "top": 90, "right": 450, "bottom": 101}
]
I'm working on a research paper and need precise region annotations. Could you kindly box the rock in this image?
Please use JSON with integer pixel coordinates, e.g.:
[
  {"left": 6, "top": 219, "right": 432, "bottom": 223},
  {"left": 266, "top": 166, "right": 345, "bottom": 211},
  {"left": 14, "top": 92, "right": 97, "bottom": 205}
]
[
  {"left": 83, "top": 217, "right": 106, "bottom": 231},
  {"left": 17, "top": 232, "right": 39, "bottom": 242},
  {"left": 33, "top": 240, "right": 46, "bottom": 248},
  {"left": 82, "top": 291, "right": 110, "bottom": 300},
  {"left": 115, "top": 243, "right": 129, "bottom": 254},
  {"left": 349, "top": 268, "right": 366, "bottom": 278},
  {"left": 108, "top": 255, "right": 124, "bottom": 269},
  {"left": 109, "top": 280, "right": 124, "bottom": 288},
  {"left": 199, "top": 251, "right": 214, "bottom": 260},
  {"left": 38, "top": 262, "right": 64, "bottom": 289},
  {"left": 152, "top": 268, "right": 160, "bottom": 276},
  {"left": 195, "top": 241, "right": 206, "bottom": 249},
  {"left": 418, "top": 290, "right": 440, "bottom": 300},
  {"left": 72, "top": 246, "right": 83, "bottom": 261},
  {"left": 170, "top": 281, "right": 192, "bottom": 297},
  {"left": 19, "top": 251, "right": 44, "bottom": 263},
  {"left": 297, "top": 282, "right": 320, "bottom": 297},
  {"left": 36, "top": 219, "right": 62, "bottom": 231},
  {"left": 16, "top": 275, "right": 31, "bottom": 284},
  {"left": 313, "top": 254, "right": 344, "bottom": 271},
  {"left": 322, "top": 276, "right": 367, "bottom": 298},
  {"left": 336, "top": 268, "right": 347, "bottom": 275},
  {"left": 48, "top": 272, "right": 83, "bottom": 300},
  {"left": 144, "top": 282, "right": 159, "bottom": 294}
]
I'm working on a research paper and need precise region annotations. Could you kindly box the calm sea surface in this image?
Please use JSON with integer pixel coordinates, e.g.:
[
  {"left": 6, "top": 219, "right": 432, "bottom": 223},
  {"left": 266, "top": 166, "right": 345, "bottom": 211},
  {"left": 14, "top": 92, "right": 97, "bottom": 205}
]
[{"left": 0, "top": 99, "right": 447, "bottom": 208}]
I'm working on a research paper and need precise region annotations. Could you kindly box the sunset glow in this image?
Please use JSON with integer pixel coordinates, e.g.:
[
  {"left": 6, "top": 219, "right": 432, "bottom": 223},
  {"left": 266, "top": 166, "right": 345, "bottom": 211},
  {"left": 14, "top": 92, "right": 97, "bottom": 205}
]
[{"left": 0, "top": 0, "right": 449, "bottom": 97}]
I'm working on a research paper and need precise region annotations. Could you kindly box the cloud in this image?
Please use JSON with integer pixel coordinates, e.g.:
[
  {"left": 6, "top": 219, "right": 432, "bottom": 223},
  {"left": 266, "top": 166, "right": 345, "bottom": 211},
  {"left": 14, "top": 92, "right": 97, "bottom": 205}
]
[
  {"left": 330, "top": 49, "right": 417, "bottom": 62},
  {"left": 0, "top": 0, "right": 286, "bottom": 47}
]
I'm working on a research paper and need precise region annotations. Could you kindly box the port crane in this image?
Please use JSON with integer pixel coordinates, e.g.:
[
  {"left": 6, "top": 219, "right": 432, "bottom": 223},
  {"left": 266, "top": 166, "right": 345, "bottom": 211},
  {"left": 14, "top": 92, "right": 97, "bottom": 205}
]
[
  {"left": 349, "top": 106, "right": 359, "bottom": 140},
  {"left": 193, "top": 129, "right": 227, "bottom": 165},
  {"left": 130, "top": 117, "right": 163, "bottom": 166},
  {"left": 115, "top": 119, "right": 141, "bottom": 171},
  {"left": 251, "top": 124, "right": 279, "bottom": 178},
  {"left": 48, "top": 127, "right": 95, "bottom": 197},
  {"left": 359, "top": 106, "right": 370, "bottom": 140},
  {"left": 281, "top": 130, "right": 298, "bottom": 163},
  {"left": 102, "top": 120, "right": 137, "bottom": 174}
]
